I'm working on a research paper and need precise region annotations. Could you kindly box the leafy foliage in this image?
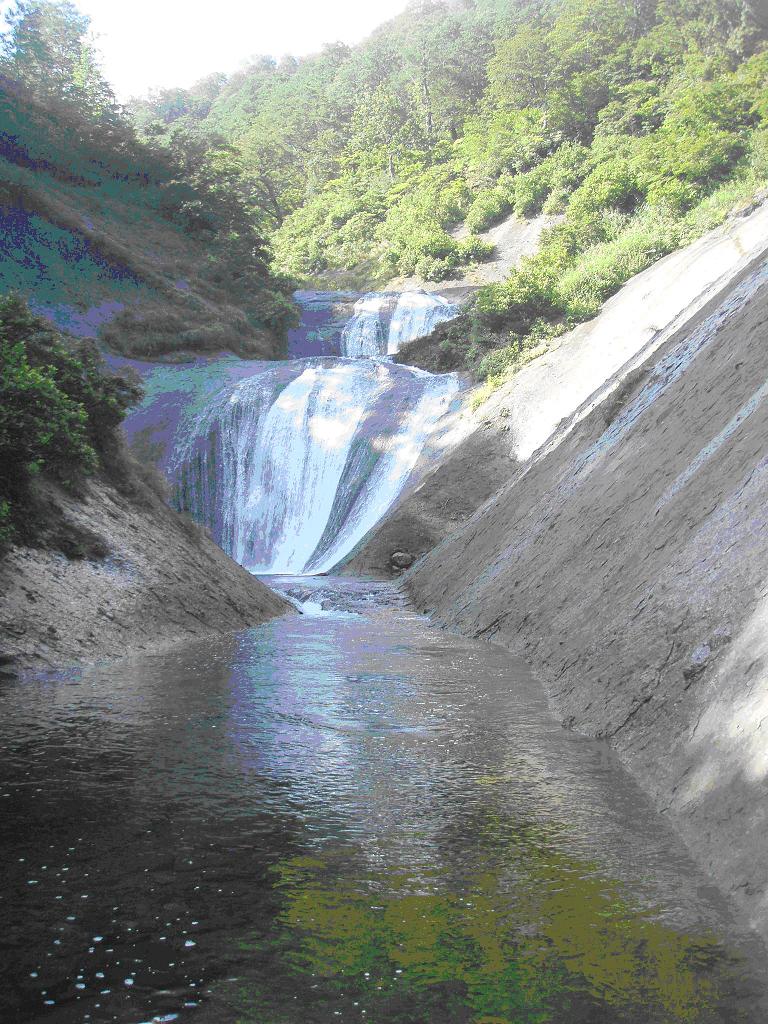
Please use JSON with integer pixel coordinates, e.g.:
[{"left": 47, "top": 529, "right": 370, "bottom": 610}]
[
  {"left": 0, "top": 294, "right": 141, "bottom": 549},
  {"left": 130, "top": 0, "right": 768, "bottom": 311},
  {"left": 0, "top": 1, "right": 297, "bottom": 358}
]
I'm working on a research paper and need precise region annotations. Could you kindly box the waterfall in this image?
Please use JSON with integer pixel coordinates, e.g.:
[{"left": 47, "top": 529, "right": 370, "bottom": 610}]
[
  {"left": 172, "top": 358, "right": 458, "bottom": 575},
  {"left": 387, "top": 292, "right": 460, "bottom": 355},
  {"left": 341, "top": 291, "right": 460, "bottom": 358},
  {"left": 340, "top": 294, "right": 392, "bottom": 358},
  {"left": 307, "top": 371, "right": 458, "bottom": 573},
  {"left": 128, "top": 287, "right": 465, "bottom": 577}
]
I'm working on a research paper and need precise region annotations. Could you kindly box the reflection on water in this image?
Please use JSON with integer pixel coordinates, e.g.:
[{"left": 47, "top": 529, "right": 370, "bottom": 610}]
[{"left": 0, "top": 583, "right": 764, "bottom": 1024}]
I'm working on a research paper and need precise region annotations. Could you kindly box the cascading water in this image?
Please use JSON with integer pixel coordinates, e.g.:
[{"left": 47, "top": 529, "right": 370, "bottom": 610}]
[
  {"left": 340, "top": 294, "right": 393, "bottom": 358},
  {"left": 120, "top": 287, "right": 465, "bottom": 576},
  {"left": 172, "top": 357, "right": 459, "bottom": 575},
  {"left": 341, "top": 291, "right": 460, "bottom": 358},
  {"left": 387, "top": 291, "right": 460, "bottom": 354}
]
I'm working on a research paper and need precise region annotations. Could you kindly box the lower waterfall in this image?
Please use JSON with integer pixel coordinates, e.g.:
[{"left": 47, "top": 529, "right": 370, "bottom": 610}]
[{"left": 172, "top": 358, "right": 459, "bottom": 575}]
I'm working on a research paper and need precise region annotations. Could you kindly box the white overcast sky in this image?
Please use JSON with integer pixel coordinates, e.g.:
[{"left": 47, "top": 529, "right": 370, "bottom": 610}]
[{"left": 1, "top": 0, "right": 411, "bottom": 100}]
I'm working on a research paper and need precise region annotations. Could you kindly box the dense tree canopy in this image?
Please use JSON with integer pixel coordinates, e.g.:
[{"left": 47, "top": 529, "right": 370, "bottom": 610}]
[
  {"left": 3, "top": 0, "right": 767, "bottom": 378},
  {"left": 129, "top": 0, "right": 768, "bottom": 315}
]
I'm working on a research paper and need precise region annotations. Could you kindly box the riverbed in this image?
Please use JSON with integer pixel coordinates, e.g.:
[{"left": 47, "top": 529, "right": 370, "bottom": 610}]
[{"left": 1, "top": 580, "right": 765, "bottom": 1023}]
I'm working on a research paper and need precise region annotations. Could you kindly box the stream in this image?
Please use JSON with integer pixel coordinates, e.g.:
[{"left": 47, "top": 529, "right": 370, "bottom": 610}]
[
  {"left": 3, "top": 291, "right": 767, "bottom": 1023},
  {"left": 1, "top": 579, "right": 766, "bottom": 1023}
]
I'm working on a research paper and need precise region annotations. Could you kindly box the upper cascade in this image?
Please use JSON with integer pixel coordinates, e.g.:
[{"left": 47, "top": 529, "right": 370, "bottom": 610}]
[
  {"left": 387, "top": 292, "right": 460, "bottom": 355},
  {"left": 171, "top": 358, "right": 458, "bottom": 575},
  {"left": 341, "top": 291, "right": 460, "bottom": 359},
  {"left": 340, "top": 294, "right": 394, "bottom": 359}
]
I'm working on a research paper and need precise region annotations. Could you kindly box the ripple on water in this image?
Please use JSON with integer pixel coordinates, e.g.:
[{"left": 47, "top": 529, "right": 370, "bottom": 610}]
[{"left": 0, "top": 582, "right": 765, "bottom": 1023}]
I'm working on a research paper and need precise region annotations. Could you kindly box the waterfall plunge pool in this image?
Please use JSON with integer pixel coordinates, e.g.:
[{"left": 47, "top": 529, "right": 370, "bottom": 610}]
[{"left": 2, "top": 579, "right": 766, "bottom": 1024}]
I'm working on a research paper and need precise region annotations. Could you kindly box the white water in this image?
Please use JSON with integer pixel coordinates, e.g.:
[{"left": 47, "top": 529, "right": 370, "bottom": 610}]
[
  {"left": 340, "top": 294, "right": 390, "bottom": 358},
  {"left": 387, "top": 291, "right": 459, "bottom": 354},
  {"left": 173, "top": 357, "right": 458, "bottom": 575},
  {"left": 308, "top": 370, "right": 458, "bottom": 573},
  {"left": 341, "top": 291, "right": 460, "bottom": 358}
]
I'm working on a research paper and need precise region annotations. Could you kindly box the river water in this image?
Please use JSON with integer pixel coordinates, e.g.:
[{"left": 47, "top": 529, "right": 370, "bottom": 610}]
[{"left": 1, "top": 579, "right": 765, "bottom": 1024}]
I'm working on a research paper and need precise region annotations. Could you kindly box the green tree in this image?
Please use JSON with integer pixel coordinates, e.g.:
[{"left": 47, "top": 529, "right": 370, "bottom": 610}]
[
  {"left": 1, "top": 0, "right": 119, "bottom": 121},
  {"left": 0, "top": 294, "right": 142, "bottom": 547}
]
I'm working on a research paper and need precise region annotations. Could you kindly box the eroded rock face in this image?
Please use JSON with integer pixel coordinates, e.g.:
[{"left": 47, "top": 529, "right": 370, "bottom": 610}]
[
  {"left": 352, "top": 199, "right": 768, "bottom": 581},
  {"left": 404, "top": 258, "right": 768, "bottom": 941},
  {"left": 0, "top": 472, "right": 292, "bottom": 675}
]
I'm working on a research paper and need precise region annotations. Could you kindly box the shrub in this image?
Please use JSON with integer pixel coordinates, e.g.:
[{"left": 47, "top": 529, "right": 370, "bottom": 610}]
[
  {"left": 465, "top": 187, "right": 514, "bottom": 232},
  {"left": 557, "top": 206, "right": 681, "bottom": 318},
  {"left": 0, "top": 294, "right": 142, "bottom": 550},
  {"left": 457, "top": 236, "right": 496, "bottom": 262},
  {"left": 477, "top": 342, "right": 521, "bottom": 381},
  {"left": 567, "top": 158, "right": 644, "bottom": 218},
  {"left": 749, "top": 129, "right": 768, "bottom": 179},
  {"left": 415, "top": 254, "right": 460, "bottom": 281},
  {"left": 511, "top": 143, "right": 590, "bottom": 217}
]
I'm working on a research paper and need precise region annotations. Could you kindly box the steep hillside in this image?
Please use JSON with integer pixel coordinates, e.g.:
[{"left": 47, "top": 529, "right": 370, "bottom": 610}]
[
  {"left": 397, "top": 247, "right": 768, "bottom": 941},
  {"left": 132, "top": 0, "right": 768, "bottom": 375},
  {"left": 0, "top": 294, "right": 292, "bottom": 676},
  {"left": 348, "top": 196, "right": 768, "bottom": 574},
  {"left": 0, "top": 80, "right": 297, "bottom": 359},
  {"left": 0, "top": 468, "right": 292, "bottom": 676},
  {"left": 0, "top": 0, "right": 297, "bottom": 360}
]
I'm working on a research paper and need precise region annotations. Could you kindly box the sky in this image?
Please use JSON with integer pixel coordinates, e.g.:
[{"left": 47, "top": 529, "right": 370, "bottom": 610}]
[{"left": 2, "top": 0, "right": 411, "bottom": 100}]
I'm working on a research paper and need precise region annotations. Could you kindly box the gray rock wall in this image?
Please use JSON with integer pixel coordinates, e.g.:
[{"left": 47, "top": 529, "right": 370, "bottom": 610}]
[
  {"left": 0, "top": 471, "right": 292, "bottom": 675},
  {"left": 404, "top": 259, "right": 768, "bottom": 941},
  {"left": 350, "top": 200, "right": 768, "bottom": 578}
]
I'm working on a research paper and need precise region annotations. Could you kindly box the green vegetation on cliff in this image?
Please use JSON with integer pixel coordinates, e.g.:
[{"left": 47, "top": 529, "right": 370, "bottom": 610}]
[
  {"left": 132, "top": 0, "right": 768, "bottom": 374},
  {"left": 0, "top": 293, "right": 141, "bottom": 549},
  {"left": 0, "top": 1, "right": 297, "bottom": 359}
]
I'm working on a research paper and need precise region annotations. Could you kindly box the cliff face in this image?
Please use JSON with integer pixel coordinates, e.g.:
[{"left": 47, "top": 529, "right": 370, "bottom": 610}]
[
  {"left": 0, "top": 466, "right": 292, "bottom": 676},
  {"left": 347, "top": 199, "right": 768, "bottom": 577},
  {"left": 403, "top": 256, "right": 768, "bottom": 941}
]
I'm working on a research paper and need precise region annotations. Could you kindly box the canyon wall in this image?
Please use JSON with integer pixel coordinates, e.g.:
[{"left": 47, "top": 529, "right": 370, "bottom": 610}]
[
  {"left": 348, "top": 199, "right": 768, "bottom": 577},
  {"left": 0, "top": 467, "right": 292, "bottom": 676},
  {"left": 401, "top": 244, "right": 768, "bottom": 939}
]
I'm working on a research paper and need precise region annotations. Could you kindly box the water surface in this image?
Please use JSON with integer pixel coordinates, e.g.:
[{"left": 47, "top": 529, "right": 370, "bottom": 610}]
[{"left": 1, "top": 581, "right": 764, "bottom": 1023}]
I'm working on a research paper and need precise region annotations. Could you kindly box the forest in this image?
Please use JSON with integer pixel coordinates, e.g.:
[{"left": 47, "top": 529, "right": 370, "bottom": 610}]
[
  {"left": 0, "top": 0, "right": 297, "bottom": 360},
  {"left": 132, "top": 0, "right": 768, "bottom": 377},
  {"left": 1, "top": 0, "right": 768, "bottom": 543}
]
